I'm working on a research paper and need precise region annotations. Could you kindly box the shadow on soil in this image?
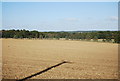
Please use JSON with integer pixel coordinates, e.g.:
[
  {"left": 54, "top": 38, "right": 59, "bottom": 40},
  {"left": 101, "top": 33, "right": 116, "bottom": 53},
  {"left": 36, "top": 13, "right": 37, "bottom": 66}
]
[{"left": 16, "top": 61, "right": 71, "bottom": 81}]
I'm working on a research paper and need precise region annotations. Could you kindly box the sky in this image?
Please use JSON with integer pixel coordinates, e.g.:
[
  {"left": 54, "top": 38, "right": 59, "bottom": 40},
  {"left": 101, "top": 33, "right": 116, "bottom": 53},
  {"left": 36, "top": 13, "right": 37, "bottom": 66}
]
[
  {"left": 2, "top": 2, "right": 118, "bottom": 31},
  {"left": 0, "top": 2, "right": 2, "bottom": 29}
]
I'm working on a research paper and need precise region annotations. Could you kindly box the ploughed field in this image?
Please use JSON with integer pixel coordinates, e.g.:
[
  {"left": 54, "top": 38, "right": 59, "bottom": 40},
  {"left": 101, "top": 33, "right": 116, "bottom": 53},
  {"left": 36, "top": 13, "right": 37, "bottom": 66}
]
[{"left": 2, "top": 39, "right": 118, "bottom": 79}]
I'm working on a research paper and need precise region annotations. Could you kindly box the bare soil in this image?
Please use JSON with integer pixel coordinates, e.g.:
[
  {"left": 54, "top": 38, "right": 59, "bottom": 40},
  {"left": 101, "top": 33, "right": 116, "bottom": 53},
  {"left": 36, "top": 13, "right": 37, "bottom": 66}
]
[{"left": 2, "top": 39, "right": 118, "bottom": 79}]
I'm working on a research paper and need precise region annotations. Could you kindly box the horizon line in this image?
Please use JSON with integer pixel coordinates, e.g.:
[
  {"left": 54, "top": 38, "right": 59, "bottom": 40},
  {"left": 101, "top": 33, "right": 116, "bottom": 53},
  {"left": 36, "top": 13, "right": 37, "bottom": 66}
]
[{"left": 1, "top": 29, "right": 119, "bottom": 32}]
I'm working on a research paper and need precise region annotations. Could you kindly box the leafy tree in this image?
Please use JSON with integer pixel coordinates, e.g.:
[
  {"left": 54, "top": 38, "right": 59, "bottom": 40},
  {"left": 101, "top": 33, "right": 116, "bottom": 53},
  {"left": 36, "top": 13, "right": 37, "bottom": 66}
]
[
  {"left": 93, "top": 36, "right": 98, "bottom": 42},
  {"left": 1, "top": 29, "right": 120, "bottom": 43},
  {"left": 114, "top": 31, "right": 120, "bottom": 43}
]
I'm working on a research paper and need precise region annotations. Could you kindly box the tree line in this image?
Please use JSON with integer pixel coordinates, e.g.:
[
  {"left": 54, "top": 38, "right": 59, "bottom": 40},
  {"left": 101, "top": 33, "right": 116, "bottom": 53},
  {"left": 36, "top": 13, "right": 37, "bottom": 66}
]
[{"left": 0, "top": 29, "right": 120, "bottom": 43}]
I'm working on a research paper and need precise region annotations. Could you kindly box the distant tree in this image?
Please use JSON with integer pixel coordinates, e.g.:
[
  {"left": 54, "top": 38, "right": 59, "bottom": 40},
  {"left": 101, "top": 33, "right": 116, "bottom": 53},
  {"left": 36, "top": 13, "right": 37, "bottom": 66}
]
[
  {"left": 1, "top": 29, "right": 120, "bottom": 43},
  {"left": 85, "top": 33, "right": 92, "bottom": 41},
  {"left": 0, "top": 31, "right": 2, "bottom": 38},
  {"left": 93, "top": 36, "right": 98, "bottom": 42},
  {"left": 114, "top": 31, "right": 120, "bottom": 43}
]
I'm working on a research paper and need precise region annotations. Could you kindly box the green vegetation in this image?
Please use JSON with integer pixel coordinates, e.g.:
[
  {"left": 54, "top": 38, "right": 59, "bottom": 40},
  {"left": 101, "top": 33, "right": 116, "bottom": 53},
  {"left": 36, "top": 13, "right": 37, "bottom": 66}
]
[{"left": 0, "top": 29, "right": 120, "bottom": 43}]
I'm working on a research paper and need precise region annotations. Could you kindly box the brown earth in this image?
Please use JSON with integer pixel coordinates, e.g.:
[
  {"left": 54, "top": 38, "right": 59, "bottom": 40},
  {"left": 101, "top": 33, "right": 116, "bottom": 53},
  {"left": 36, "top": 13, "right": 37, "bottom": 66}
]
[
  {"left": 2, "top": 39, "right": 118, "bottom": 79},
  {"left": 0, "top": 39, "right": 2, "bottom": 79}
]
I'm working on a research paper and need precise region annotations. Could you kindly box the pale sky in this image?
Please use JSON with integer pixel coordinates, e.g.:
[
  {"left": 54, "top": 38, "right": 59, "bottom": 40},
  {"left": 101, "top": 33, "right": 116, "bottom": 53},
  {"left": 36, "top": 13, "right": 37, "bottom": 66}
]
[{"left": 2, "top": 2, "right": 118, "bottom": 31}]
